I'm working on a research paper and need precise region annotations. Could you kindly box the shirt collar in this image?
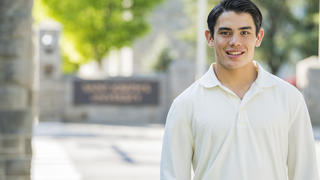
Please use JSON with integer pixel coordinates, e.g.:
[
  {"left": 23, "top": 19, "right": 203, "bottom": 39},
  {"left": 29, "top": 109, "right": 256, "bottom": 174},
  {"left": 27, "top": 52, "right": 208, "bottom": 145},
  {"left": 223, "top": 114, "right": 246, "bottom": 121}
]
[
  {"left": 199, "top": 64, "right": 221, "bottom": 88},
  {"left": 253, "top": 61, "right": 277, "bottom": 88},
  {"left": 199, "top": 61, "right": 277, "bottom": 89}
]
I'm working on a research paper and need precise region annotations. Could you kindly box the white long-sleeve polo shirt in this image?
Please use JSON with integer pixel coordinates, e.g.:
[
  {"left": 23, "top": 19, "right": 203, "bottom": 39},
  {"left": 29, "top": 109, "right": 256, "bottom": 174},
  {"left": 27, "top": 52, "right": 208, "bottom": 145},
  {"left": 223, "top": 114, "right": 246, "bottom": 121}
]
[{"left": 160, "top": 62, "right": 319, "bottom": 180}]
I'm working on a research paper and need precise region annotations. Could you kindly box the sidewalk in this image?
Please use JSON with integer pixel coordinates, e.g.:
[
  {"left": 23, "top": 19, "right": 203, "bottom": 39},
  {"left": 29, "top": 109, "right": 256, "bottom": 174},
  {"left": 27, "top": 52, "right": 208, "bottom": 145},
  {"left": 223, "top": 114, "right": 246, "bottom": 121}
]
[
  {"left": 31, "top": 122, "right": 320, "bottom": 180},
  {"left": 31, "top": 122, "right": 164, "bottom": 180}
]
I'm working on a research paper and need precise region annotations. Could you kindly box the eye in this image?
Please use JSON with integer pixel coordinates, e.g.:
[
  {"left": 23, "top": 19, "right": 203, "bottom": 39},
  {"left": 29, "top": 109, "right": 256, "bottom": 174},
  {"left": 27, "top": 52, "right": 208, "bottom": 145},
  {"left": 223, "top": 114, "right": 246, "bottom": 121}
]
[
  {"left": 219, "top": 31, "right": 231, "bottom": 36},
  {"left": 240, "top": 31, "right": 250, "bottom": 35}
]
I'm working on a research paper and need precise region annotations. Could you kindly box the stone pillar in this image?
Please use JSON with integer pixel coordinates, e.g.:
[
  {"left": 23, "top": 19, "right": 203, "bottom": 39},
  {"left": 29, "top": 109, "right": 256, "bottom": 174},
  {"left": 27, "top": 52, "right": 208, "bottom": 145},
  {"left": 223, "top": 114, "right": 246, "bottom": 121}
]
[
  {"left": 36, "top": 21, "right": 64, "bottom": 122},
  {"left": 296, "top": 56, "right": 320, "bottom": 125},
  {"left": 0, "top": 0, "right": 34, "bottom": 180}
]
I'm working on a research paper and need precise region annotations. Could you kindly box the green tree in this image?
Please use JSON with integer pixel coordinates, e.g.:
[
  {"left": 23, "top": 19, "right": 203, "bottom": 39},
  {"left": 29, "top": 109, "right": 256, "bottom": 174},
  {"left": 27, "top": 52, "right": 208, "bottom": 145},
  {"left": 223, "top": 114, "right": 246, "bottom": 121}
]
[
  {"left": 255, "top": 0, "right": 318, "bottom": 74},
  {"left": 35, "top": 0, "right": 162, "bottom": 73},
  {"left": 152, "top": 48, "right": 175, "bottom": 72},
  {"left": 292, "top": 0, "right": 319, "bottom": 58}
]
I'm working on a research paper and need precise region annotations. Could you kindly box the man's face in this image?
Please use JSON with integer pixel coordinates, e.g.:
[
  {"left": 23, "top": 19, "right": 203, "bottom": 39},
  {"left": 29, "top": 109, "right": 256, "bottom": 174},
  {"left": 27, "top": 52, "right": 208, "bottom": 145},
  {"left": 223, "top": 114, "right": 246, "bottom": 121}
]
[{"left": 206, "top": 11, "right": 264, "bottom": 70}]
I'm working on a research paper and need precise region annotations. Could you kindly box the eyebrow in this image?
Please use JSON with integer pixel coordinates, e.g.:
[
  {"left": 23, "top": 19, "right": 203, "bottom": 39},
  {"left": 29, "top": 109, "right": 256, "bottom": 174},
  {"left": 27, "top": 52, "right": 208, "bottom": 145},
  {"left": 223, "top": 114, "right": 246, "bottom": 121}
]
[
  {"left": 239, "top": 26, "right": 252, "bottom": 30},
  {"left": 217, "top": 26, "right": 253, "bottom": 31},
  {"left": 217, "top": 27, "right": 232, "bottom": 31}
]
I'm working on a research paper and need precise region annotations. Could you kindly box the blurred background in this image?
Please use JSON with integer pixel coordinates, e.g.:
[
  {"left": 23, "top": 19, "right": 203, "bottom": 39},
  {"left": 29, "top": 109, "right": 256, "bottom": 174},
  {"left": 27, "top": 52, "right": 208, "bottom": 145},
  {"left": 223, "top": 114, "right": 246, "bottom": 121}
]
[{"left": 0, "top": 0, "right": 319, "bottom": 179}]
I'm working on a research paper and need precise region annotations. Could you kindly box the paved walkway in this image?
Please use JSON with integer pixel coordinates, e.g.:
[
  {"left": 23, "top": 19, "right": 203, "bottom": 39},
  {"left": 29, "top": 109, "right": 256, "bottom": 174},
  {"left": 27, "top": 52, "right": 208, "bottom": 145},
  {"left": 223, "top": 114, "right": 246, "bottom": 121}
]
[
  {"left": 32, "top": 122, "right": 320, "bottom": 180},
  {"left": 31, "top": 122, "right": 163, "bottom": 180}
]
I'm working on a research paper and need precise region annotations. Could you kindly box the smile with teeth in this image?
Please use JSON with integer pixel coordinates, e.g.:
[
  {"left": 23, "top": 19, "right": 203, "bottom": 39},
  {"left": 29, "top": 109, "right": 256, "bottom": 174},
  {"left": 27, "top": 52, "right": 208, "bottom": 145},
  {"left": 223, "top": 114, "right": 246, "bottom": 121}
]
[
  {"left": 226, "top": 51, "right": 244, "bottom": 58},
  {"left": 226, "top": 51, "right": 244, "bottom": 55}
]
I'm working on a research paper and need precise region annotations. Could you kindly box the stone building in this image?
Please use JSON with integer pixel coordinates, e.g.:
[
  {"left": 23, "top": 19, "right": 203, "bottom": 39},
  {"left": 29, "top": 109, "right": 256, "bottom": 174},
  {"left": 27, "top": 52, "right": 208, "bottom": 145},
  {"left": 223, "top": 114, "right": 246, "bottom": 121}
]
[{"left": 132, "top": 0, "right": 195, "bottom": 74}]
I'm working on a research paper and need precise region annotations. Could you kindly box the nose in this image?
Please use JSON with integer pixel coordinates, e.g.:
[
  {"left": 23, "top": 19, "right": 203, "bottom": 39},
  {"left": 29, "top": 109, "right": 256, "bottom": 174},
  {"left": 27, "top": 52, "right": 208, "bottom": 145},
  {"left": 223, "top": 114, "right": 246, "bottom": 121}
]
[{"left": 229, "top": 34, "right": 241, "bottom": 47}]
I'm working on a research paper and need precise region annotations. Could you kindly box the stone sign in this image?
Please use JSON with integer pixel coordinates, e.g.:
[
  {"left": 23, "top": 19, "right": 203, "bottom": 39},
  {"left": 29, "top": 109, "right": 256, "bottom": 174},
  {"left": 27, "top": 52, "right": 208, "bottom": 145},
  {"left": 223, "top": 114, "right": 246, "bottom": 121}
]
[{"left": 73, "top": 80, "right": 159, "bottom": 105}]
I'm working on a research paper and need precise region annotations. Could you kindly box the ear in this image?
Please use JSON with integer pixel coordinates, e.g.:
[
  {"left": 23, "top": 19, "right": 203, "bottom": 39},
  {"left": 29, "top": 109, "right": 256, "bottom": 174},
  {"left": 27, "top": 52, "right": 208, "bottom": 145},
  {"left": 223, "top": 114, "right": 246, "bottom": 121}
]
[
  {"left": 205, "top": 30, "right": 214, "bottom": 48},
  {"left": 255, "top": 28, "right": 264, "bottom": 47}
]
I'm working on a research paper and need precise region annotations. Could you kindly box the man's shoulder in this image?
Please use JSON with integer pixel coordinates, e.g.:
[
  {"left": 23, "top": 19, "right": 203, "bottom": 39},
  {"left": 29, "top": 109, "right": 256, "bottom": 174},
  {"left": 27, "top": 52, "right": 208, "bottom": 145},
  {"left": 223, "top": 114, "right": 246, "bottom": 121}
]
[{"left": 265, "top": 71, "right": 303, "bottom": 99}]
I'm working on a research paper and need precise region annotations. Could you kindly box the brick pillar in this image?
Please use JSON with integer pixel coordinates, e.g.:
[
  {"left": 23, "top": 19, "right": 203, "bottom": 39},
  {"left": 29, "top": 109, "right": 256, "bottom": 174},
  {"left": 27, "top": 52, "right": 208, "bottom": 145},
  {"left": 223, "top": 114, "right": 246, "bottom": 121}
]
[{"left": 0, "top": 0, "right": 34, "bottom": 180}]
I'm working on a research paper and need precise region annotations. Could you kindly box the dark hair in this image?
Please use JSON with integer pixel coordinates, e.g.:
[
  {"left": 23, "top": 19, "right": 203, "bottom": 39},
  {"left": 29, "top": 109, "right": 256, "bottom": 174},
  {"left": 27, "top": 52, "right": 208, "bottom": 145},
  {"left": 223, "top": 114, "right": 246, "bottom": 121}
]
[{"left": 207, "top": 0, "right": 262, "bottom": 38}]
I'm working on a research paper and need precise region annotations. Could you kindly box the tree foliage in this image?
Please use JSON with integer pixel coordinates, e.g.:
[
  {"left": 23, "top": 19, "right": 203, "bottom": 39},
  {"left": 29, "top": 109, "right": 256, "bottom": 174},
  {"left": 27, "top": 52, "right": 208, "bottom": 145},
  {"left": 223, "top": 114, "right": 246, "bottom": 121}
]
[
  {"left": 291, "top": 0, "right": 319, "bottom": 58},
  {"left": 35, "top": 0, "right": 162, "bottom": 72},
  {"left": 255, "top": 0, "right": 319, "bottom": 74},
  {"left": 152, "top": 48, "right": 174, "bottom": 72}
]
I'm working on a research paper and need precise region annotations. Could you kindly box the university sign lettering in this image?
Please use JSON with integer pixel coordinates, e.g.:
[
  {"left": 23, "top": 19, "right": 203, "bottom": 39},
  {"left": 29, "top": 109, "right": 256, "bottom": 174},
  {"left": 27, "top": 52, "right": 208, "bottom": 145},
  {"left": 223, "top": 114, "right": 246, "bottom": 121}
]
[{"left": 73, "top": 80, "right": 159, "bottom": 105}]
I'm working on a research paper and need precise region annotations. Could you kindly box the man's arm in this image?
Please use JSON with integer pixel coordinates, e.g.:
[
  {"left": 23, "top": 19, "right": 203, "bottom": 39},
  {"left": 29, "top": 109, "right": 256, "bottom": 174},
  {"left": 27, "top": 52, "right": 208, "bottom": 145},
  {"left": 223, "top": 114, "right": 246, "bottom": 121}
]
[
  {"left": 287, "top": 93, "right": 319, "bottom": 180},
  {"left": 160, "top": 99, "right": 194, "bottom": 180}
]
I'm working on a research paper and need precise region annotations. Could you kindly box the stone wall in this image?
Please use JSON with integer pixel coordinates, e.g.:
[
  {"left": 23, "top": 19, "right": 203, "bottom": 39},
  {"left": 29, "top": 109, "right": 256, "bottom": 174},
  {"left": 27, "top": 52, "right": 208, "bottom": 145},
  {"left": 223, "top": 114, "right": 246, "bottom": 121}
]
[
  {"left": 62, "top": 74, "right": 170, "bottom": 125},
  {"left": 37, "top": 59, "right": 195, "bottom": 125},
  {"left": 0, "top": 0, "right": 34, "bottom": 179}
]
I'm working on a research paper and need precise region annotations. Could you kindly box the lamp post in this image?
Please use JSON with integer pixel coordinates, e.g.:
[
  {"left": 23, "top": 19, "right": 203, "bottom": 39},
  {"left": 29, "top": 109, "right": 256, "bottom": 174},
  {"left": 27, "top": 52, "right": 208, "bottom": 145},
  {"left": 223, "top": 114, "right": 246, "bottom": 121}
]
[{"left": 196, "top": 0, "right": 207, "bottom": 79}]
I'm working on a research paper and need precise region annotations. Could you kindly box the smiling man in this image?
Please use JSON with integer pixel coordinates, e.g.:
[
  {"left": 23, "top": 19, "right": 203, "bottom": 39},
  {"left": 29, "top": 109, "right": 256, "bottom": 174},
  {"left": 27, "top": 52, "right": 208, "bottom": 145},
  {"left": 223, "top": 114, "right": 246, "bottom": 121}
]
[{"left": 160, "top": 0, "right": 319, "bottom": 180}]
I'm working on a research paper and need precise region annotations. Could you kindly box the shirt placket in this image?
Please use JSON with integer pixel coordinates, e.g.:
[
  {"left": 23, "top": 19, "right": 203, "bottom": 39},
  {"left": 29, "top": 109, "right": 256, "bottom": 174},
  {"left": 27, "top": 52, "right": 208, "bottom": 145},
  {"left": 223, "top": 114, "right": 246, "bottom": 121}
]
[
  {"left": 237, "top": 83, "right": 263, "bottom": 128},
  {"left": 220, "top": 83, "right": 262, "bottom": 129},
  {"left": 237, "top": 107, "right": 248, "bottom": 128},
  {"left": 219, "top": 85, "right": 244, "bottom": 128}
]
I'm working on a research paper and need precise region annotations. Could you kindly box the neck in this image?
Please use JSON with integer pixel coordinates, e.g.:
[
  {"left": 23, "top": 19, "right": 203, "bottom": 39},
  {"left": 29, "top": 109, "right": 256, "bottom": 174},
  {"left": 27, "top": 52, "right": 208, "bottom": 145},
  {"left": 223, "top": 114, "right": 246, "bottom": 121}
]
[{"left": 214, "top": 61, "right": 258, "bottom": 98}]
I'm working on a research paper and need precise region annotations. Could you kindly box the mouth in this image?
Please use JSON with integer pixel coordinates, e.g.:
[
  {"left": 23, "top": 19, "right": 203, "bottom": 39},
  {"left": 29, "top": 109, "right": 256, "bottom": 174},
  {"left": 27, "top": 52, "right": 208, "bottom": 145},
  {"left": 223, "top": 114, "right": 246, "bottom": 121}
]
[{"left": 226, "top": 50, "right": 245, "bottom": 58}]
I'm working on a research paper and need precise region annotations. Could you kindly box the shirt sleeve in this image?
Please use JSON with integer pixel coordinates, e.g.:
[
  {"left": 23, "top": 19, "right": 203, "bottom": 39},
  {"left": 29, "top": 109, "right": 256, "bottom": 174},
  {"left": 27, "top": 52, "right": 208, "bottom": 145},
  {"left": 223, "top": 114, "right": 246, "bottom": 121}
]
[
  {"left": 287, "top": 93, "right": 319, "bottom": 180},
  {"left": 160, "top": 99, "right": 194, "bottom": 180}
]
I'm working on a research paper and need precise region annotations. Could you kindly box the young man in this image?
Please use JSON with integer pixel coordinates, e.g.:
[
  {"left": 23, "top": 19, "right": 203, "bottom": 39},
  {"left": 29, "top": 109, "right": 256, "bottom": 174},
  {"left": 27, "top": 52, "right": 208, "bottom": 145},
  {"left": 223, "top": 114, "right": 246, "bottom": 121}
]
[{"left": 160, "top": 0, "right": 319, "bottom": 179}]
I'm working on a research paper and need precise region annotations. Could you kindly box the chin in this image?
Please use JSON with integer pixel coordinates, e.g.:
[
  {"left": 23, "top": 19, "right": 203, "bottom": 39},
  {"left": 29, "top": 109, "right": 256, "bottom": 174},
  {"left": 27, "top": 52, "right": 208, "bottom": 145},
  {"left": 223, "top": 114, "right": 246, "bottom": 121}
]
[{"left": 219, "top": 59, "right": 251, "bottom": 70}]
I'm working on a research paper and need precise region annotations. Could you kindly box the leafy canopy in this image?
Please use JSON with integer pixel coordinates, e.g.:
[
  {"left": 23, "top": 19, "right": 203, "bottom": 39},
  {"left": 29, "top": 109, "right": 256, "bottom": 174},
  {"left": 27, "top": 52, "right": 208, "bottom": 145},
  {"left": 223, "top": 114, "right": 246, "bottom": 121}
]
[
  {"left": 34, "top": 0, "right": 162, "bottom": 73},
  {"left": 255, "top": 0, "right": 319, "bottom": 74}
]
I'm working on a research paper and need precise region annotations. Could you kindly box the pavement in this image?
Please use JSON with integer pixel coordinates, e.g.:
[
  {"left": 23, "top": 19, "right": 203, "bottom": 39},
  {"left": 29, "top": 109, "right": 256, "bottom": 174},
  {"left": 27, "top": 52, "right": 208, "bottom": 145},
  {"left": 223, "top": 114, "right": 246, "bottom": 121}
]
[
  {"left": 31, "top": 122, "right": 320, "bottom": 180},
  {"left": 31, "top": 122, "right": 164, "bottom": 180}
]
